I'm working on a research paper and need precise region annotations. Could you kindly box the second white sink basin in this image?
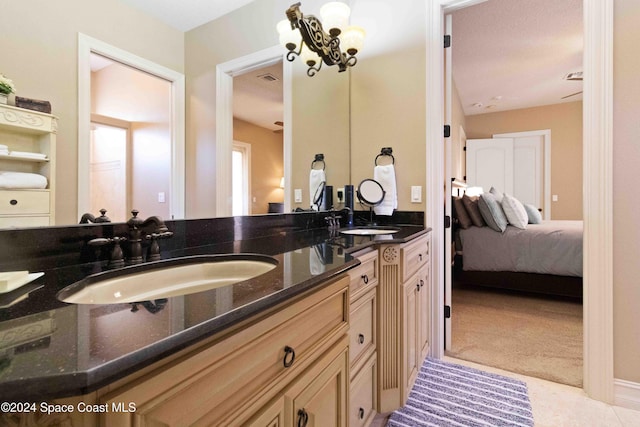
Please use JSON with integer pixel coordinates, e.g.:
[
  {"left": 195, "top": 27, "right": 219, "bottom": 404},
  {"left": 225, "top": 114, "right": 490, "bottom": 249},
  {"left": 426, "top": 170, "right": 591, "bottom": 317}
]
[
  {"left": 58, "top": 254, "right": 277, "bottom": 305},
  {"left": 339, "top": 227, "right": 400, "bottom": 236}
]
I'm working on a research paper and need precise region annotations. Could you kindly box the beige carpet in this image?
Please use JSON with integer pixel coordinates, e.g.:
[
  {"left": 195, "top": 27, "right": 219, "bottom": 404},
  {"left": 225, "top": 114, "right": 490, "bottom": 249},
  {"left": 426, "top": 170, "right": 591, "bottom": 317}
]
[{"left": 446, "top": 285, "right": 583, "bottom": 387}]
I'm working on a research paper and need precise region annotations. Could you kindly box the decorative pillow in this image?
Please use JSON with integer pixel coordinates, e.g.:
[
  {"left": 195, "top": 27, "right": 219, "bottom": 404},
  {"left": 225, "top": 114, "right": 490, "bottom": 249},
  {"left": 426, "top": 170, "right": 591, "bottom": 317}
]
[
  {"left": 453, "top": 197, "right": 472, "bottom": 229},
  {"left": 478, "top": 192, "right": 509, "bottom": 232},
  {"left": 524, "top": 203, "right": 543, "bottom": 224},
  {"left": 501, "top": 193, "right": 528, "bottom": 229},
  {"left": 462, "top": 194, "right": 485, "bottom": 227},
  {"left": 490, "top": 186, "right": 503, "bottom": 202}
]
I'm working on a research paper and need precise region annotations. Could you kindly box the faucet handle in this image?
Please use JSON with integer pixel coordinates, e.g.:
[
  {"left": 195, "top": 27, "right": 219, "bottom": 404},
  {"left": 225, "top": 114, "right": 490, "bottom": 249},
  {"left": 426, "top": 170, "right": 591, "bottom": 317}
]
[{"left": 88, "top": 236, "right": 126, "bottom": 269}]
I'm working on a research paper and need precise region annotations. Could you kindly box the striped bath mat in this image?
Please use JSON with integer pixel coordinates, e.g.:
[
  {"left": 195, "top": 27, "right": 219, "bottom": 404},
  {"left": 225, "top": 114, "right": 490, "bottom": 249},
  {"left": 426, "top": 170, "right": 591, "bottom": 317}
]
[{"left": 388, "top": 358, "right": 534, "bottom": 427}]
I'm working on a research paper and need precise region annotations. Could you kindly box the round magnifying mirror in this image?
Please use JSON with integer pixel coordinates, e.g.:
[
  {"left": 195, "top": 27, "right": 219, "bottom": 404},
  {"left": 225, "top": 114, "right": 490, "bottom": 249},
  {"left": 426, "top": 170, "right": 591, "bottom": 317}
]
[
  {"left": 312, "top": 181, "right": 326, "bottom": 209},
  {"left": 357, "top": 179, "right": 385, "bottom": 206}
]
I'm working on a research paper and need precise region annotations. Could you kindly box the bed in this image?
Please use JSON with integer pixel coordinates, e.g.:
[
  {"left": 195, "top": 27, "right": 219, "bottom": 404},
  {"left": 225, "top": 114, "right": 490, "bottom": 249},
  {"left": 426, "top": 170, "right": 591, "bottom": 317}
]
[{"left": 452, "top": 193, "right": 583, "bottom": 299}]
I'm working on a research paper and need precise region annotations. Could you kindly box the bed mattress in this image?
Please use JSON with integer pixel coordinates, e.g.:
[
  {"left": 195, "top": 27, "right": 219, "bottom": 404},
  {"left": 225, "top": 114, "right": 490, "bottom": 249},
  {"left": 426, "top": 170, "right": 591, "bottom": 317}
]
[{"left": 458, "top": 220, "right": 583, "bottom": 277}]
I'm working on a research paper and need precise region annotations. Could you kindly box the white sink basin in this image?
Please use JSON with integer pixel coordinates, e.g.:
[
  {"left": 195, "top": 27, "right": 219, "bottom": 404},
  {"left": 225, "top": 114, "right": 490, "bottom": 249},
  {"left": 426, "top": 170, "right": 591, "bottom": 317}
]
[
  {"left": 339, "top": 227, "right": 400, "bottom": 236},
  {"left": 58, "top": 254, "right": 277, "bottom": 304}
]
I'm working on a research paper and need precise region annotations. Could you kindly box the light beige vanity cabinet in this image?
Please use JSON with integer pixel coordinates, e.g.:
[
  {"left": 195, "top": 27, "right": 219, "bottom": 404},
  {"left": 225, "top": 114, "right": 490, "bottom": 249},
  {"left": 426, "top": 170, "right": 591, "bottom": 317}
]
[
  {"left": 96, "top": 275, "right": 350, "bottom": 427},
  {"left": 377, "top": 232, "right": 431, "bottom": 412},
  {"left": 346, "top": 248, "right": 379, "bottom": 427},
  {"left": 0, "top": 104, "right": 56, "bottom": 227}
]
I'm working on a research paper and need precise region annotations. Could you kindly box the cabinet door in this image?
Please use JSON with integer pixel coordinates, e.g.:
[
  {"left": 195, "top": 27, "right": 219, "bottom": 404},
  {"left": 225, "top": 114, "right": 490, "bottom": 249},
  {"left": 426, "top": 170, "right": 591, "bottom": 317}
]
[
  {"left": 402, "top": 276, "right": 419, "bottom": 395},
  {"left": 246, "top": 397, "right": 285, "bottom": 427},
  {"left": 286, "top": 343, "right": 348, "bottom": 427}
]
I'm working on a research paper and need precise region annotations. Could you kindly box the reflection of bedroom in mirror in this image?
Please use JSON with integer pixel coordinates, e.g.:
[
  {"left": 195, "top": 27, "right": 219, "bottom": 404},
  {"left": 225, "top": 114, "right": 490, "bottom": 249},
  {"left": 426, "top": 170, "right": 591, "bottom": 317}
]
[
  {"left": 232, "top": 60, "right": 284, "bottom": 215},
  {"left": 445, "top": 0, "right": 584, "bottom": 389}
]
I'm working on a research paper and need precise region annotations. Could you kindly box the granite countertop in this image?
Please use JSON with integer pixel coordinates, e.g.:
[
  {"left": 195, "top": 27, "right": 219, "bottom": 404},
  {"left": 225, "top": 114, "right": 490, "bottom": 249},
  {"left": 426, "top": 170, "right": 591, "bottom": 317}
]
[{"left": 0, "top": 223, "right": 428, "bottom": 401}]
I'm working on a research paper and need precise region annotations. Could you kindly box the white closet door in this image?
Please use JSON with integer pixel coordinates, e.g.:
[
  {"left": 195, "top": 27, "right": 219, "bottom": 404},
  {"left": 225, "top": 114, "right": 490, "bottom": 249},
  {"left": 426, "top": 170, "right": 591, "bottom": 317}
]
[{"left": 466, "top": 138, "right": 514, "bottom": 195}]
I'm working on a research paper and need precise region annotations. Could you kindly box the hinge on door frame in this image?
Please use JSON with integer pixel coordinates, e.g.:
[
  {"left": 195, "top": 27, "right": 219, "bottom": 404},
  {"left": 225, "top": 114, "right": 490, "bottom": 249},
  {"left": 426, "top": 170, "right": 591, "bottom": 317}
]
[
  {"left": 444, "top": 34, "right": 451, "bottom": 48},
  {"left": 444, "top": 305, "right": 451, "bottom": 318},
  {"left": 445, "top": 215, "right": 451, "bottom": 229},
  {"left": 444, "top": 125, "right": 451, "bottom": 138}
]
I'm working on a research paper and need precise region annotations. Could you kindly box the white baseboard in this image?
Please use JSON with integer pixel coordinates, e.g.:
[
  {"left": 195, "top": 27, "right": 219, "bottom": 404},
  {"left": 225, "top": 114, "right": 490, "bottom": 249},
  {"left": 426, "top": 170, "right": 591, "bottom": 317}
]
[{"left": 614, "top": 378, "right": 640, "bottom": 411}]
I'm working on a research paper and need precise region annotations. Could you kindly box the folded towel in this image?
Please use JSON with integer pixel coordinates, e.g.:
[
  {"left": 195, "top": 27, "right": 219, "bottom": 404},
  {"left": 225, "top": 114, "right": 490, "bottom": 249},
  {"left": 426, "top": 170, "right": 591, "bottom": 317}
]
[
  {"left": 0, "top": 171, "right": 48, "bottom": 189},
  {"left": 0, "top": 144, "right": 8, "bottom": 150},
  {"left": 10, "top": 151, "right": 48, "bottom": 160},
  {"left": 373, "top": 164, "right": 397, "bottom": 216},
  {"left": 309, "top": 169, "right": 326, "bottom": 210},
  {"left": 0, "top": 150, "right": 8, "bottom": 156}
]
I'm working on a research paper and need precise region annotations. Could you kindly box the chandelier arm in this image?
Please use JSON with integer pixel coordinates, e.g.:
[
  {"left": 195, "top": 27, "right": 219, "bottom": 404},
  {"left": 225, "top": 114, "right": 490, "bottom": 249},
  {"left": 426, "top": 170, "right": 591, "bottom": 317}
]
[{"left": 307, "top": 60, "right": 322, "bottom": 77}]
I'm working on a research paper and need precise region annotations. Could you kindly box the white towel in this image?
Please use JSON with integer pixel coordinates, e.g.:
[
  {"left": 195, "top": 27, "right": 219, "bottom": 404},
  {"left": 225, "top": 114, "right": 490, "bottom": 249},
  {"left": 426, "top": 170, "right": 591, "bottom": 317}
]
[
  {"left": 10, "top": 151, "right": 47, "bottom": 160},
  {"left": 0, "top": 171, "right": 48, "bottom": 189},
  {"left": 309, "top": 169, "right": 326, "bottom": 210},
  {"left": 373, "top": 164, "right": 397, "bottom": 216}
]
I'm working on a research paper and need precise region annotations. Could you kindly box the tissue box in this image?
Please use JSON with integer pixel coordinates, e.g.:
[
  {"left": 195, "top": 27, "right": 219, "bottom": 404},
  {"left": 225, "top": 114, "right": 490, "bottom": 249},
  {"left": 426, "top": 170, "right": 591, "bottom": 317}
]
[{"left": 15, "top": 96, "right": 52, "bottom": 114}]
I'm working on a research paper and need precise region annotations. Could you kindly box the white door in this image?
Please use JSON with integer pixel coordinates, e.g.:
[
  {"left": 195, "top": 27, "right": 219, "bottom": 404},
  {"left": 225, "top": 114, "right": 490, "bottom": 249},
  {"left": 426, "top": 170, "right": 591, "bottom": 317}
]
[
  {"left": 494, "top": 130, "right": 548, "bottom": 218},
  {"left": 466, "top": 138, "right": 515, "bottom": 195},
  {"left": 444, "top": 14, "right": 453, "bottom": 350}
]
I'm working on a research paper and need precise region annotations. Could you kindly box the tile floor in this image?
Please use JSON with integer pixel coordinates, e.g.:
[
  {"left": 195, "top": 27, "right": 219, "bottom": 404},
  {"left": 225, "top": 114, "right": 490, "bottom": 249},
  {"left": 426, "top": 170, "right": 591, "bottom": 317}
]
[{"left": 371, "top": 357, "right": 640, "bottom": 427}]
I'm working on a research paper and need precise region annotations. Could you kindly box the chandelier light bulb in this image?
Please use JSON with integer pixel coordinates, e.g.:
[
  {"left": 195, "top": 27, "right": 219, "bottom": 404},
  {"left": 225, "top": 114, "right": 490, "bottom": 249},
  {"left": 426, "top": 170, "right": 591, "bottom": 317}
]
[
  {"left": 277, "top": 19, "right": 300, "bottom": 50},
  {"left": 320, "top": 2, "right": 351, "bottom": 37},
  {"left": 341, "top": 25, "right": 365, "bottom": 55}
]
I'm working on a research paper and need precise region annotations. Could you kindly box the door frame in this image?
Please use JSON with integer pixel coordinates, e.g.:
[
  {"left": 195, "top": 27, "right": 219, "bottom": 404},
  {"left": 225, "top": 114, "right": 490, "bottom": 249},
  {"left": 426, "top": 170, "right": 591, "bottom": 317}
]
[
  {"left": 78, "top": 33, "right": 185, "bottom": 221},
  {"left": 216, "top": 46, "right": 292, "bottom": 217},
  {"left": 427, "top": 0, "right": 614, "bottom": 403}
]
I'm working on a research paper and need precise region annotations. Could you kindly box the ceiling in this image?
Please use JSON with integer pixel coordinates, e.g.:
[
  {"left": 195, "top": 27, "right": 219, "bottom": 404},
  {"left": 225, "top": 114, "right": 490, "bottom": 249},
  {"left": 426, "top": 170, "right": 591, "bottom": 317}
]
[
  {"left": 118, "top": 0, "right": 258, "bottom": 32},
  {"left": 451, "top": 0, "right": 583, "bottom": 115},
  {"left": 114, "top": 0, "right": 583, "bottom": 125}
]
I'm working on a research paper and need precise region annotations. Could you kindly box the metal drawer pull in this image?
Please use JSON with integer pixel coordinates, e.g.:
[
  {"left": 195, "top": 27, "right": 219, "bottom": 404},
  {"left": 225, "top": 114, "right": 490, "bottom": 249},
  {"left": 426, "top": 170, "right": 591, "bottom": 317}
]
[
  {"left": 359, "top": 407, "right": 365, "bottom": 419},
  {"left": 420, "top": 279, "right": 424, "bottom": 289},
  {"left": 358, "top": 333, "right": 365, "bottom": 344},
  {"left": 297, "top": 409, "right": 308, "bottom": 427},
  {"left": 418, "top": 253, "right": 423, "bottom": 261},
  {"left": 361, "top": 274, "right": 369, "bottom": 284},
  {"left": 9, "top": 199, "right": 18, "bottom": 205},
  {"left": 283, "top": 346, "right": 296, "bottom": 368},
  {"left": 417, "top": 282, "right": 421, "bottom": 291}
]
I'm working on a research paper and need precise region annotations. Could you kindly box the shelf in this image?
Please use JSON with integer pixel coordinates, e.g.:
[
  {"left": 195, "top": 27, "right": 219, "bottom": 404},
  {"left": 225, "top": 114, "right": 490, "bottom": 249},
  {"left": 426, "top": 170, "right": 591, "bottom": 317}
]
[{"left": 0, "top": 154, "right": 49, "bottom": 163}]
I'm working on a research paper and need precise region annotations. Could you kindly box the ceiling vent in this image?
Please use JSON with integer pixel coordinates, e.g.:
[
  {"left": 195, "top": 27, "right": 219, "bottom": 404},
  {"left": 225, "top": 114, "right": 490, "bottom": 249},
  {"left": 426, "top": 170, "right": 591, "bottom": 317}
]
[
  {"left": 257, "top": 73, "right": 279, "bottom": 82},
  {"left": 564, "top": 71, "right": 583, "bottom": 81}
]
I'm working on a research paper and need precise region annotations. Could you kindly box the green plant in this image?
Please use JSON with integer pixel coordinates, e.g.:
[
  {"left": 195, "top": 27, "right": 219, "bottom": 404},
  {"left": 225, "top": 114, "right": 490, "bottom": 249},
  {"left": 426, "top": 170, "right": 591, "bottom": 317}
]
[{"left": 0, "top": 74, "right": 16, "bottom": 95}]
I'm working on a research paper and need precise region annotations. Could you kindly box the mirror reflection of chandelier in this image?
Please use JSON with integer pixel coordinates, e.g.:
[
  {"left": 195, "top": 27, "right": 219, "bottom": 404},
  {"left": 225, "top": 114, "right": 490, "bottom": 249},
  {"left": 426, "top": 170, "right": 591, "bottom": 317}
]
[{"left": 277, "top": 2, "right": 365, "bottom": 77}]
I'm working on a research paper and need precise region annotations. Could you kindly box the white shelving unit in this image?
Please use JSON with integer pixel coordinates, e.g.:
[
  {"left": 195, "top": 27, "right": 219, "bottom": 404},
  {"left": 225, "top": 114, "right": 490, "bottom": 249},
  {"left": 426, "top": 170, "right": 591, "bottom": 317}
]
[{"left": 0, "top": 104, "right": 57, "bottom": 228}]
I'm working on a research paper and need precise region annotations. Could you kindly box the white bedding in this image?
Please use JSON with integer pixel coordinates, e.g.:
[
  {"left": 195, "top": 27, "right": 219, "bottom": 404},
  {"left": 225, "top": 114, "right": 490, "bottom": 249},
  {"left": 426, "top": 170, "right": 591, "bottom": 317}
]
[{"left": 458, "top": 220, "right": 583, "bottom": 277}]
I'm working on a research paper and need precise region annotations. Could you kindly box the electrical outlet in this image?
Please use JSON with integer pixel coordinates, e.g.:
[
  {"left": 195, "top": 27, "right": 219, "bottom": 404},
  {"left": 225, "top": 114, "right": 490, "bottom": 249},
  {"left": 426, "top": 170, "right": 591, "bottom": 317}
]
[
  {"left": 552, "top": 194, "right": 559, "bottom": 202},
  {"left": 158, "top": 192, "right": 165, "bottom": 203},
  {"left": 294, "top": 189, "right": 303, "bottom": 203},
  {"left": 411, "top": 186, "right": 422, "bottom": 203},
  {"left": 337, "top": 187, "right": 344, "bottom": 202}
]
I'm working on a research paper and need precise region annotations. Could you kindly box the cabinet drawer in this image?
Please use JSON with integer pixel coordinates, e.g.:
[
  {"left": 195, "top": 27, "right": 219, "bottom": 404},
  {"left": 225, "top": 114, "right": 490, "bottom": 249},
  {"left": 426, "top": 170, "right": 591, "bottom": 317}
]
[
  {"left": 401, "top": 234, "right": 430, "bottom": 282},
  {"left": 347, "top": 249, "right": 378, "bottom": 301},
  {"left": 350, "top": 353, "right": 377, "bottom": 427},
  {"left": 0, "top": 190, "right": 49, "bottom": 215},
  {"left": 102, "top": 276, "right": 349, "bottom": 427},
  {"left": 349, "top": 288, "right": 376, "bottom": 370},
  {"left": 0, "top": 215, "right": 49, "bottom": 228}
]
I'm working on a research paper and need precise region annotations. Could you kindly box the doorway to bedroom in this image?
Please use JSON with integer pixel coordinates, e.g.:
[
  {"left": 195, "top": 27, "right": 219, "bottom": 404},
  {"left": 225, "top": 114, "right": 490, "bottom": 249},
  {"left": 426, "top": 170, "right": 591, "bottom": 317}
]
[{"left": 443, "top": 0, "right": 584, "bottom": 388}]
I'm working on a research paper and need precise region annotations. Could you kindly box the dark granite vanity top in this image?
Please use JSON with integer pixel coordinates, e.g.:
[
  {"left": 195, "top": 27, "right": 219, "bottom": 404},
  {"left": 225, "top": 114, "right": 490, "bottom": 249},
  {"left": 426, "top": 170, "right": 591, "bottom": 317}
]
[{"left": 0, "top": 212, "right": 428, "bottom": 401}]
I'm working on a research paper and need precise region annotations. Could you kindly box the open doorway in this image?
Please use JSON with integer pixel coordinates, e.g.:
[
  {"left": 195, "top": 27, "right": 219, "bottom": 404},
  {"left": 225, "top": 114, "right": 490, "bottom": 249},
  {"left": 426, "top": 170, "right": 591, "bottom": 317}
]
[
  {"left": 88, "top": 53, "right": 173, "bottom": 223},
  {"left": 232, "top": 59, "right": 284, "bottom": 216},
  {"left": 77, "top": 34, "right": 185, "bottom": 222},
  {"left": 443, "top": 0, "right": 584, "bottom": 388}
]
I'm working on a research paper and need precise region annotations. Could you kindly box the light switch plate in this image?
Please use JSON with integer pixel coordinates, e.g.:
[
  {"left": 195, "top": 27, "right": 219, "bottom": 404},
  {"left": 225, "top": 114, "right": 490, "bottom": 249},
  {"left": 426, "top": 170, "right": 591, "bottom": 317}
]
[
  {"left": 158, "top": 192, "right": 165, "bottom": 203},
  {"left": 294, "top": 189, "right": 303, "bottom": 203},
  {"left": 411, "top": 186, "right": 422, "bottom": 203},
  {"left": 552, "top": 194, "right": 559, "bottom": 202}
]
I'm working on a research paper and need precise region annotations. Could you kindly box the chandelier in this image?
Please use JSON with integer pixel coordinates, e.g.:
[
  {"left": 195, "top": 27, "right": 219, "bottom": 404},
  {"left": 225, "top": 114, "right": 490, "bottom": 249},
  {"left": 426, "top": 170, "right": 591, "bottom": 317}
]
[{"left": 277, "top": 2, "right": 365, "bottom": 77}]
